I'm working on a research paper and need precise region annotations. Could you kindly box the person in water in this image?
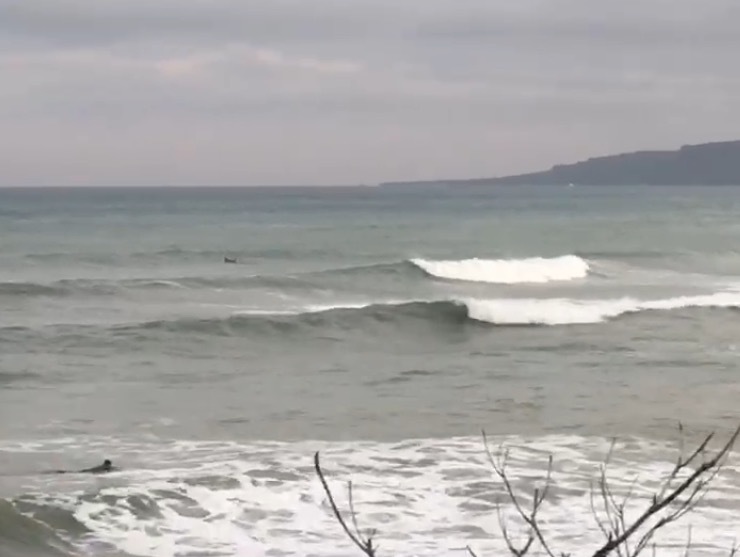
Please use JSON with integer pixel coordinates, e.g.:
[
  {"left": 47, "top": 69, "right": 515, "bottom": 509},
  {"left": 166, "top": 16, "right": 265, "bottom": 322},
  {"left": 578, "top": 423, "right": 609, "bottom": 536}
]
[
  {"left": 80, "top": 459, "right": 115, "bottom": 473},
  {"left": 51, "top": 459, "right": 116, "bottom": 474}
]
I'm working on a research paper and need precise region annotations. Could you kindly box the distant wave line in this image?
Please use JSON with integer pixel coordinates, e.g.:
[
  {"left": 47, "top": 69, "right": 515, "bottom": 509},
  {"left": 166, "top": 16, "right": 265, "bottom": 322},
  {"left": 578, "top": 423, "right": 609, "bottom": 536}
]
[{"left": 0, "top": 254, "right": 596, "bottom": 299}]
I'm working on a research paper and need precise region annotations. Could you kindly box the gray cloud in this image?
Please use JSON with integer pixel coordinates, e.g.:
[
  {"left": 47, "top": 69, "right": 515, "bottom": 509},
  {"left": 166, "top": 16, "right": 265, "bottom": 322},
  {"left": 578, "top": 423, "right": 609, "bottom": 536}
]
[{"left": 1, "top": 0, "right": 739, "bottom": 185}]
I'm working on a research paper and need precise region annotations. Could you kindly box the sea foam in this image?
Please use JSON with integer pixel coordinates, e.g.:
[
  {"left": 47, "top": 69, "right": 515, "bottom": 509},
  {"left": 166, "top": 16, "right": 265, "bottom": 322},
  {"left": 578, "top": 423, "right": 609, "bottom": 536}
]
[
  {"left": 411, "top": 255, "right": 590, "bottom": 284},
  {"left": 4, "top": 435, "right": 738, "bottom": 557},
  {"left": 463, "top": 291, "right": 740, "bottom": 325}
]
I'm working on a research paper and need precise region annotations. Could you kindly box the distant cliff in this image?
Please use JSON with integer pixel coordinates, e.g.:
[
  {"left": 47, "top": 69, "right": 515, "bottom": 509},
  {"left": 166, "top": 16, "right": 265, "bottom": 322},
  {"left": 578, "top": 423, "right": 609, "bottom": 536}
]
[{"left": 381, "top": 140, "right": 740, "bottom": 187}]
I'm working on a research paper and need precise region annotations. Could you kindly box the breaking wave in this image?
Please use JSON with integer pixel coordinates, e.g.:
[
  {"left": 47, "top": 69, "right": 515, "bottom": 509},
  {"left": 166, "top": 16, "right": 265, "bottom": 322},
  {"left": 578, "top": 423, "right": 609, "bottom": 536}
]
[
  {"left": 464, "top": 292, "right": 740, "bottom": 325},
  {"left": 0, "top": 254, "right": 593, "bottom": 299},
  {"left": 93, "top": 291, "right": 740, "bottom": 337},
  {"left": 410, "top": 255, "right": 590, "bottom": 284},
  {"left": 6, "top": 291, "right": 740, "bottom": 343}
]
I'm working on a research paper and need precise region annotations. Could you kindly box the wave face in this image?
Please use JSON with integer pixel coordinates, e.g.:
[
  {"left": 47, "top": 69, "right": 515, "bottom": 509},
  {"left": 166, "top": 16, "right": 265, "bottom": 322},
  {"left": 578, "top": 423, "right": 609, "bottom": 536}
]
[
  {"left": 112, "top": 300, "right": 469, "bottom": 338},
  {"left": 410, "top": 255, "right": 590, "bottom": 284},
  {"left": 0, "top": 499, "right": 78, "bottom": 557}
]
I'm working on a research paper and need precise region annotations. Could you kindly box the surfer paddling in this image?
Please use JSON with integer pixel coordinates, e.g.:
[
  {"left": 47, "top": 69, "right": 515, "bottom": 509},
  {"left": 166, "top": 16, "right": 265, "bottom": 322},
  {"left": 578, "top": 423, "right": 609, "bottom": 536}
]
[{"left": 50, "top": 459, "right": 116, "bottom": 475}]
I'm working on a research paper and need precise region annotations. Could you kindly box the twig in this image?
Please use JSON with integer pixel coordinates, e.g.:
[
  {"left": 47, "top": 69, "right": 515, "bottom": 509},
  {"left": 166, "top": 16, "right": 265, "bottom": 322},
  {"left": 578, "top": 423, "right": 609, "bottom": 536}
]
[
  {"left": 591, "top": 424, "right": 740, "bottom": 557},
  {"left": 314, "top": 451, "right": 377, "bottom": 557},
  {"left": 483, "top": 430, "right": 558, "bottom": 557}
]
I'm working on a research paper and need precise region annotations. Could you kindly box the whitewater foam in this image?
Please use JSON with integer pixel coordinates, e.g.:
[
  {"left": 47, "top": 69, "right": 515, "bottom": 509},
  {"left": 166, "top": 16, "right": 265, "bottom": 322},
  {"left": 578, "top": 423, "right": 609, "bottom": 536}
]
[
  {"left": 463, "top": 291, "right": 740, "bottom": 325},
  {"left": 4, "top": 435, "right": 739, "bottom": 557},
  {"left": 411, "top": 255, "right": 590, "bottom": 284}
]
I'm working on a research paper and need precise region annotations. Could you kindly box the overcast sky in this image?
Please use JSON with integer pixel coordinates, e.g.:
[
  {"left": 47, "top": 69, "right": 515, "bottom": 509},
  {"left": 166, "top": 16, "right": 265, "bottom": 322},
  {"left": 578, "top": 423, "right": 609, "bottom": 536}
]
[{"left": 2, "top": 0, "right": 740, "bottom": 186}]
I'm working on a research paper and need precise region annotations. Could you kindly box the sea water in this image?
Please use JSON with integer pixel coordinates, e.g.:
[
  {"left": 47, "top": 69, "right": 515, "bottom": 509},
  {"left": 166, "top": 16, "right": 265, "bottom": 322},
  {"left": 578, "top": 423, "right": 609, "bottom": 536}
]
[{"left": 1, "top": 185, "right": 739, "bottom": 556}]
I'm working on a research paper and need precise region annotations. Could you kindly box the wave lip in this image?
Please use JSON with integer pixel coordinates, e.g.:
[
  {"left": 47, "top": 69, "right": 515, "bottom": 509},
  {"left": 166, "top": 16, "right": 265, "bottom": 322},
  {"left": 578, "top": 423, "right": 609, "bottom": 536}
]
[
  {"left": 464, "top": 297, "right": 635, "bottom": 325},
  {"left": 410, "top": 255, "right": 590, "bottom": 284}
]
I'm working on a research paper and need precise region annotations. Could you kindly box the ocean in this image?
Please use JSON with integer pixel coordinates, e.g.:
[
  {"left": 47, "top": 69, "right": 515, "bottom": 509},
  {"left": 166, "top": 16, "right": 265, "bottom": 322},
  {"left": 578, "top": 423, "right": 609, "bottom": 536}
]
[{"left": 0, "top": 185, "right": 738, "bottom": 556}]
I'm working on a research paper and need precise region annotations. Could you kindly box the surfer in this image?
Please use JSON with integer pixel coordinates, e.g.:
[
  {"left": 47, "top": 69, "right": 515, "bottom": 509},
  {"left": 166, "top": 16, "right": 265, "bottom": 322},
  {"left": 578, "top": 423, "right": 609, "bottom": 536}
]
[
  {"left": 224, "top": 257, "right": 237, "bottom": 264},
  {"left": 79, "top": 459, "right": 115, "bottom": 474},
  {"left": 50, "top": 459, "right": 116, "bottom": 474}
]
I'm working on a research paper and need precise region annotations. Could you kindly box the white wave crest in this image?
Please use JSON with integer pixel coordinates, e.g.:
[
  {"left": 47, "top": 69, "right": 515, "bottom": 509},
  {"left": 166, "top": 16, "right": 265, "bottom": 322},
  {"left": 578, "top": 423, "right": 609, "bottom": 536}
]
[
  {"left": 463, "top": 292, "right": 740, "bottom": 325},
  {"left": 411, "top": 255, "right": 589, "bottom": 284},
  {"left": 231, "top": 300, "right": 402, "bottom": 317},
  {"left": 140, "top": 279, "right": 188, "bottom": 289}
]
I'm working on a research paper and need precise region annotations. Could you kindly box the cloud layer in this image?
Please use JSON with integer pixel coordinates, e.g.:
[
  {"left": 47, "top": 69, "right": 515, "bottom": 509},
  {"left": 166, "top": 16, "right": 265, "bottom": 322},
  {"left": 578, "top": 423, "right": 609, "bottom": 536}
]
[{"left": 2, "top": 0, "right": 739, "bottom": 185}]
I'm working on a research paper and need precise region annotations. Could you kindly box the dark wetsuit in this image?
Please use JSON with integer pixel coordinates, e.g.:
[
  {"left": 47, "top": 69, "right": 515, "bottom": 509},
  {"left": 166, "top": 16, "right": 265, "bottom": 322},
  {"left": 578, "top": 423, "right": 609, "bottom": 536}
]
[
  {"left": 79, "top": 460, "right": 115, "bottom": 473},
  {"left": 51, "top": 459, "right": 115, "bottom": 474}
]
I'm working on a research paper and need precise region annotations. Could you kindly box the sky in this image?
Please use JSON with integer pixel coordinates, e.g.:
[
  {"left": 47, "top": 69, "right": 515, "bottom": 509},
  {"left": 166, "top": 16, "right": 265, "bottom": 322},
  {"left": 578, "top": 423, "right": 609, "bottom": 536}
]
[{"left": 2, "top": 0, "right": 740, "bottom": 186}]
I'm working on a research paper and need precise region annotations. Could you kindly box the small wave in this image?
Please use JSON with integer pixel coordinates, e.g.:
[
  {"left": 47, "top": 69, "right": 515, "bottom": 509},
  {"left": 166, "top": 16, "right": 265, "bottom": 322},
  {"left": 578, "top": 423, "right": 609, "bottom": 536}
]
[
  {"left": 135, "top": 279, "right": 189, "bottom": 289},
  {"left": 121, "top": 300, "right": 469, "bottom": 337},
  {"left": 410, "top": 255, "right": 590, "bottom": 284},
  {"left": 0, "top": 282, "right": 68, "bottom": 297},
  {"left": 0, "top": 371, "right": 42, "bottom": 386},
  {"left": 0, "top": 499, "right": 78, "bottom": 557},
  {"left": 0, "top": 274, "right": 321, "bottom": 299},
  {"left": 0, "top": 279, "right": 124, "bottom": 298}
]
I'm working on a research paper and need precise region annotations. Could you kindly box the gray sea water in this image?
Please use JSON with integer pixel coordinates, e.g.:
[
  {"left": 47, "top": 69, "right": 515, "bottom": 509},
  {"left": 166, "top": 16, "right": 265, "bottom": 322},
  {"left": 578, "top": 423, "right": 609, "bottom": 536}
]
[{"left": 1, "top": 185, "right": 739, "bottom": 556}]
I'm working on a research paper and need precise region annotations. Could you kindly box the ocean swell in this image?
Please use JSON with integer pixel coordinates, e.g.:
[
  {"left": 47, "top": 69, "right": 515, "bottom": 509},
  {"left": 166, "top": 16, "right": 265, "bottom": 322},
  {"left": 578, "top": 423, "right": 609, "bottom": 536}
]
[
  {"left": 6, "top": 290, "right": 740, "bottom": 342},
  {"left": 111, "top": 291, "right": 740, "bottom": 336},
  {"left": 5, "top": 291, "right": 740, "bottom": 343}
]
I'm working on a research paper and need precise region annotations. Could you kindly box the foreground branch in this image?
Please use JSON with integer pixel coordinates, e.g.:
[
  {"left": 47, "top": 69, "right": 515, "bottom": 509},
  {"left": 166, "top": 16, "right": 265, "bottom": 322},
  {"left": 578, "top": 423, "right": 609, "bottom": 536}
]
[
  {"left": 314, "top": 451, "right": 378, "bottom": 557},
  {"left": 314, "top": 424, "right": 739, "bottom": 557},
  {"left": 482, "top": 431, "right": 559, "bottom": 557},
  {"left": 590, "top": 424, "right": 740, "bottom": 557}
]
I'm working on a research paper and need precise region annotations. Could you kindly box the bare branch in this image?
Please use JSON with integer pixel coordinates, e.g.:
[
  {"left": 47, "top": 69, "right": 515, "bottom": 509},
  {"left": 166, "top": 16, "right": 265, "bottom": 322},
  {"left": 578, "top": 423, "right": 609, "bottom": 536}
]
[
  {"left": 495, "top": 501, "right": 536, "bottom": 557},
  {"left": 681, "top": 525, "right": 692, "bottom": 557},
  {"left": 313, "top": 424, "right": 738, "bottom": 557},
  {"left": 483, "top": 430, "right": 558, "bottom": 557},
  {"left": 591, "top": 424, "right": 740, "bottom": 557},
  {"left": 314, "top": 451, "right": 377, "bottom": 557}
]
